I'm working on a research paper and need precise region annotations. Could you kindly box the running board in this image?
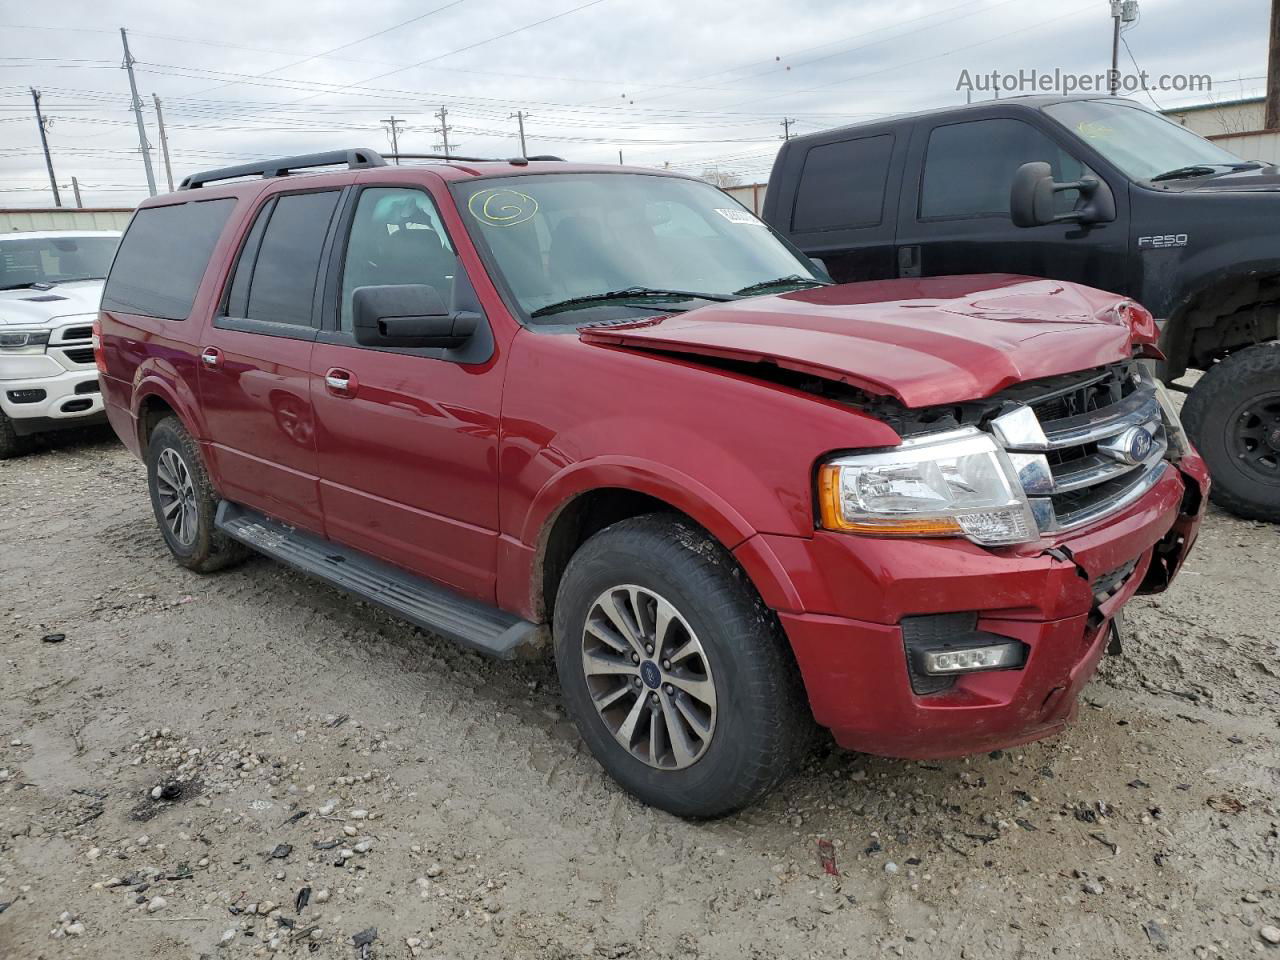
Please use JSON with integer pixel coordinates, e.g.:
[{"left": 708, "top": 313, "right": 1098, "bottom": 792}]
[{"left": 215, "top": 502, "right": 541, "bottom": 659}]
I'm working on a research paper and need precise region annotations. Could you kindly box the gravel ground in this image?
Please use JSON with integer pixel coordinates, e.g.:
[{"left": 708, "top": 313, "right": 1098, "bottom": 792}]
[{"left": 1, "top": 426, "right": 1277, "bottom": 960}]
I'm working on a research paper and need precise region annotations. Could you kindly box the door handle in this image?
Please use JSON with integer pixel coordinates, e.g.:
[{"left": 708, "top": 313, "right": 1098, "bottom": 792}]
[
  {"left": 200, "top": 347, "right": 222, "bottom": 368},
  {"left": 324, "top": 367, "right": 358, "bottom": 397}
]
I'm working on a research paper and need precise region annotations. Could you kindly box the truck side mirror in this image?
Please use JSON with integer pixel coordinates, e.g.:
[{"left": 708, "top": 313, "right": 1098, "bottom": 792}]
[
  {"left": 352, "top": 284, "right": 480, "bottom": 350},
  {"left": 1010, "top": 161, "right": 1116, "bottom": 228}
]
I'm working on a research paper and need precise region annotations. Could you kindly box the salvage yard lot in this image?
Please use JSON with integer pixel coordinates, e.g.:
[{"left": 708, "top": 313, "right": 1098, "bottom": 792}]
[{"left": 1, "top": 428, "right": 1277, "bottom": 959}]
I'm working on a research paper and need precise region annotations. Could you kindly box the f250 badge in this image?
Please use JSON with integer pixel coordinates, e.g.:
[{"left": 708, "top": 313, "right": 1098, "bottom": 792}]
[{"left": 1138, "top": 234, "right": 1188, "bottom": 249}]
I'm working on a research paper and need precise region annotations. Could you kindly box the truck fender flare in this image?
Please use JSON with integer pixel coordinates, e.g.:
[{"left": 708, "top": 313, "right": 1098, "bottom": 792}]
[{"left": 131, "top": 362, "right": 205, "bottom": 451}]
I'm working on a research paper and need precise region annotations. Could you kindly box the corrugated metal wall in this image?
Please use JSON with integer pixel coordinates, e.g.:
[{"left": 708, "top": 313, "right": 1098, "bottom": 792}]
[
  {"left": 0, "top": 209, "right": 133, "bottom": 233},
  {"left": 722, "top": 183, "right": 768, "bottom": 215},
  {"left": 1208, "top": 131, "right": 1280, "bottom": 165}
]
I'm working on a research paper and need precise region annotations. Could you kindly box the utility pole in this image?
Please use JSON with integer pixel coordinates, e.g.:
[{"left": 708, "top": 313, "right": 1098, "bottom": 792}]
[
  {"left": 780, "top": 117, "right": 796, "bottom": 140},
  {"left": 618, "top": 150, "right": 624, "bottom": 165},
  {"left": 120, "top": 28, "right": 157, "bottom": 197},
  {"left": 506, "top": 111, "right": 527, "bottom": 158},
  {"left": 30, "top": 88, "right": 61, "bottom": 208},
  {"left": 152, "top": 94, "right": 174, "bottom": 192},
  {"left": 1267, "top": 0, "right": 1280, "bottom": 129},
  {"left": 433, "top": 107, "right": 452, "bottom": 158},
  {"left": 71, "top": 176, "right": 83, "bottom": 208},
  {"left": 381, "top": 115, "right": 405, "bottom": 163},
  {"left": 1109, "top": 0, "right": 1139, "bottom": 96}
]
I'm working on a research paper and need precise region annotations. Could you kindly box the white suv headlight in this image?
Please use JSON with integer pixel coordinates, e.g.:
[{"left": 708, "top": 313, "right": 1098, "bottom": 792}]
[
  {"left": 817, "top": 428, "right": 1039, "bottom": 546},
  {"left": 0, "top": 329, "right": 51, "bottom": 355}
]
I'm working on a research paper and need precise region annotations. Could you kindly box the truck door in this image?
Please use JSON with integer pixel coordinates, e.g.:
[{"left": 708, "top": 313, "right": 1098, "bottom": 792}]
[
  {"left": 197, "top": 189, "right": 340, "bottom": 533},
  {"left": 895, "top": 113, "right": 1129, "bottom": 294},
  {"left": 308, "top": 183, "right": 505, "bottom": 604}
]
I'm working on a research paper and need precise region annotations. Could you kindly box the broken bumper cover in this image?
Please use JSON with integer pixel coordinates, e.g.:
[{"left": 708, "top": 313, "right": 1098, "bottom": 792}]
[{"left": 741, "top": 454, "right": 1208, "bottom": 759}]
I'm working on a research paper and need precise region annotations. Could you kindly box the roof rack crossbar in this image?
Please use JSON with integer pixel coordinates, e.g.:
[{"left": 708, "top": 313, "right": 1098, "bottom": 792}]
[{"left": 179, "top": 148, "right": 387, "bottom": 190}]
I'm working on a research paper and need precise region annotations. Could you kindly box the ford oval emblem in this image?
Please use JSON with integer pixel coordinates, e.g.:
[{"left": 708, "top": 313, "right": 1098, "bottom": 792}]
[{"left": 1127, "top": 427, "right": 1154, "bottom": 463}]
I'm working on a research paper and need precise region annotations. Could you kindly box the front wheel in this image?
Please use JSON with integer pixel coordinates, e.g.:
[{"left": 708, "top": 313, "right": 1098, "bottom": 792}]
[
  {"left": 145, "top": 416, "right": 248, "bottom": 573},
  {"left": 553, "top": 515, "right": 812, "bottom": 818},
  {"left": 0, "top": 411, "right": 32, "bottom": 460},
  {"left": 1182, "top": 343, "right": 1280, "bottom": 522}
]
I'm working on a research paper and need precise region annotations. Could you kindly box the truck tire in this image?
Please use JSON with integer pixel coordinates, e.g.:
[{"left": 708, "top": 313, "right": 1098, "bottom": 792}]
[
  {"left": 553, "top": 514, "right": 812, "bottom": 818},
  {"left": 0, "top": 411, "right": 32, "bottom": 460},
  {"left": 1181, "top": 343, "right": 1280, "bottom": 522},
  {"left": 146, "top": 416, "right": 249, "bottom": 573}
]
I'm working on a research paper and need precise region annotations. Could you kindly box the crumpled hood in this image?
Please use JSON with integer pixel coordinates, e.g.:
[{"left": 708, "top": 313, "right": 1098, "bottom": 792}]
[
  {"left": 580, "top": 274, "right": 1142, "bottom": 407},
  {"left": 0, "top": 280, "right": 104, "bottom": 326}
]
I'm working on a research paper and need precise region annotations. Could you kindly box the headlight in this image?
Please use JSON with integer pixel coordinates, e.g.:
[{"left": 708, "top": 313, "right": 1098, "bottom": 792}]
[
  {"left": 0, "top": 329, "right": 50, "bottom": 354},
  {"left": 817, "top": 428, "right": 1039, "bottom": 546},
  {"left": 1134, "top": 362, "right": 1190, "bottom": 459}
]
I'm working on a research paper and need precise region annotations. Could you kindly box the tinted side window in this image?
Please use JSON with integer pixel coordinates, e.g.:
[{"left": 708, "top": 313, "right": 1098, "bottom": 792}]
[
  {"left": 920, "top": 119, "right": 1086, "bottom": 219},
  {"left": 338, "top": 188, "right": 457, "bottom": 332},
  {"left": 102, "top": 198, "right": 236, "bottom": 319},
  {"left": 244, "top": 191, "right": 340, "bottom": 327},
  {"left": 792, "top": 134, "right": 894, "bottom": 232}
]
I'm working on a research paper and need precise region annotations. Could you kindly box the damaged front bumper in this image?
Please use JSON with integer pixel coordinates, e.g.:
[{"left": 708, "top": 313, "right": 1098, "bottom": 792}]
[{"left": 738, "top": 453, "right": 1209, "bottom": 759}]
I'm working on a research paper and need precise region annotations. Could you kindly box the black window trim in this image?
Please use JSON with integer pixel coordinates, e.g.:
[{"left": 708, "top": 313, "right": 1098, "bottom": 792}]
[
  {"left": 213, "top": 186, "right": 344, "bottom": 342},
  {"left": 915, "top": 115, "right": 1090, "bottom": 224},
  {"left": 316, "top": 181, "right": 494, "bottom": 364}
]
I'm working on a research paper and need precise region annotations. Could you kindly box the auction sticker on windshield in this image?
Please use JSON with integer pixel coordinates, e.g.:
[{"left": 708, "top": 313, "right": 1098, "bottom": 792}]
[{"left": 714, "top": 207, "right": 766, "bottom": 226}]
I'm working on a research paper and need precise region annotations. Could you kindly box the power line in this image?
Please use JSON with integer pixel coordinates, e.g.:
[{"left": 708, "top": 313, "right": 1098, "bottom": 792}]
[{"left": 433, "top": 106, "right": 453, "bottom": 157}]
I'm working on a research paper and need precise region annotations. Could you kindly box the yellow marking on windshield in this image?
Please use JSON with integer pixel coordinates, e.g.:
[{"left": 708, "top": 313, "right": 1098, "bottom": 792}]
[{"left": 468, "top": 188, "right": 538, "bottom": 227}]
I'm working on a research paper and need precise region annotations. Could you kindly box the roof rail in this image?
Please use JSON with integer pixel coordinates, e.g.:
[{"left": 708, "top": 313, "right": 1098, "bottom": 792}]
[
  {"left": 179, "top": 148, "right": 387, "bottom": 190},
  {"left": 385, "top": 153, "right": 566, "bottom": 164}
]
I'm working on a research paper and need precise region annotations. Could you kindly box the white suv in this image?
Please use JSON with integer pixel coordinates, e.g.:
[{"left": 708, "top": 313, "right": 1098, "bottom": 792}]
[{"left": 0, "top": 230, "right": 120, "bottom": 457}]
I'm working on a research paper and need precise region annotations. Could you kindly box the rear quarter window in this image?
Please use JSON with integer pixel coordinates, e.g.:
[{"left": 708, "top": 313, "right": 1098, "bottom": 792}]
[{"left": 102, "top": 198, "right": 236, "bottom": 320}]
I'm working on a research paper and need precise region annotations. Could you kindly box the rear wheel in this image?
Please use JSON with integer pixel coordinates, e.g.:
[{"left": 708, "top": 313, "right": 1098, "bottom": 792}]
[
  {"left": 553, "top": 514, "right": 811, "bottom": 818},
  {"left": 146, "top": 416, "right": 248, "bottom": 572},
  {"left": 1182, "top": 343, "right": 1280, "bottom": 522},
  {"left": 0, "top": 411, "right": 32, "bottom": 460}
]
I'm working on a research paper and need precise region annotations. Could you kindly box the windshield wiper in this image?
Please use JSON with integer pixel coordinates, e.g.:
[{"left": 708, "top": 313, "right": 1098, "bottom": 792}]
[
  {"left": 530, "top": 287, "right": 732, "bottom": 319},
  {"left": 1150, "top": 162, "right": 1261, "bottom": 183},
  {"left": 733, "top": 275, "right": 831, "bottom": 296}
]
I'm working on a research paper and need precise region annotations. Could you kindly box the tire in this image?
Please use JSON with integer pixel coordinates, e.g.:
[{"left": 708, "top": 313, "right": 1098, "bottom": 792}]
[
  {"left": 145, "top": 416, "right": 249, "bottom": 573},
  {"left": 553, "top": 514, "right": 812, "bottom": 818},
  {"left": 0, "top": 411, "right": 32, "bottom": 460},
  {"left": 1181, "top": 343, "right": 1280, "bottom": 522}
]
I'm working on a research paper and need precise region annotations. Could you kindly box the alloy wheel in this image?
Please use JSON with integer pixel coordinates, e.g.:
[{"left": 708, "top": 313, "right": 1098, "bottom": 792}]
[
  {"left": 580, "top": 584, "right": 717, "bottom": 770},
  {"left": 155, "top": 447, "right": 198, "bottom": 546}
]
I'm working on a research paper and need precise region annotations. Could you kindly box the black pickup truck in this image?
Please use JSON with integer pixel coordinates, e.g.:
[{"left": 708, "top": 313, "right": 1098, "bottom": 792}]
[{"left": 765, "top": 95, "right": 1280, "bottom": 522}]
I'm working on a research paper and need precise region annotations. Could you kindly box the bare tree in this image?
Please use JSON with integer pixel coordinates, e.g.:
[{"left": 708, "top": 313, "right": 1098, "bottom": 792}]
[{"left": 699, "top": 166, "right": 742, "bottom": 188}]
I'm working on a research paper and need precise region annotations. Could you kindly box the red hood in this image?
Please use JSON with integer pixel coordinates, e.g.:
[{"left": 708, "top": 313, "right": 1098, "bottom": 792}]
[{"left": 580, "top": 275, "right": 1144, "bottom": 407}]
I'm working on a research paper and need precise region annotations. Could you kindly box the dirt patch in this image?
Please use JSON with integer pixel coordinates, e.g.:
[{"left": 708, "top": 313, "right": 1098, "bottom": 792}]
[{"left": 1, "top": 428, "right": 1278, "bottom": 958}]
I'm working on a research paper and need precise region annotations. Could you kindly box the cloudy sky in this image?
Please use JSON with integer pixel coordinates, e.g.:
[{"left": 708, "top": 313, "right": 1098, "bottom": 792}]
[{"left": 0, "top": 0, "right": 1269, "bottom": 208}]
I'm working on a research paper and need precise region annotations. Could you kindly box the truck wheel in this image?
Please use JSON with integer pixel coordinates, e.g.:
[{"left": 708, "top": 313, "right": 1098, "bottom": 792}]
[
  {"left": 553, "top": 514, "right": 811, "bottom": 817},
  {"left": 146, "top": 416, "right": 249, "bottom": 573},
  {"left": 1181, "top": 343, "right": 1280, "bottom": 522},
  {"left": 0, "top": 411, "right": 32, "bottom": 460}
]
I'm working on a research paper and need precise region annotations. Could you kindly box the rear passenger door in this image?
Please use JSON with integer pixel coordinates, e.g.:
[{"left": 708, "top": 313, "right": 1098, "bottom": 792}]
[
  {"left": 309, "top": 184, "right": 505, "bottom": 603},
  {"left": 769, "top": 127, "right": 905, "bottom": 284},
  {"left": 198, "top": 189, "right": 342, "bottom": 532},
  {"left": 895, "top": 113, "right": 1129, "bottom": 291}
]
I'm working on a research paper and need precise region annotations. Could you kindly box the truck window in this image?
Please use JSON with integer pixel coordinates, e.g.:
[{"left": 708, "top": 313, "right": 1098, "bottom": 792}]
[
  {"left": 792, "top": 134, "right": 894, "bottom": 232},
  {"left": 102, "top": 198, "right": 236, "bottom": 320},
  {"left": 228, "top": 191, "right": 340, "bottom": 327},
  {"left": 919, "top": 119, "right": 1086, "bottom": 220},
  {"left": 338, "top": 188, "right": 458, "bottom": 332}
]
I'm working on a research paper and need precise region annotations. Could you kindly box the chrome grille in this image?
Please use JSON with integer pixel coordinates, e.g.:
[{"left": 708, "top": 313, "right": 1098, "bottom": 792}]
[{"left": 990, "top": 365, "right": 1170, "bottom": 534}]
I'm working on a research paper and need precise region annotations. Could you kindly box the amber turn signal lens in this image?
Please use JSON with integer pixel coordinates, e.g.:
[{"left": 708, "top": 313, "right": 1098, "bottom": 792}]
[{"left": 817, "top": 464, "right": 965, "bottom": 537}]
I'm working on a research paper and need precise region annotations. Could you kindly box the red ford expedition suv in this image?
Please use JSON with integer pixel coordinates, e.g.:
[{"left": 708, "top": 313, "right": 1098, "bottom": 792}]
[{"left": 98, "top": 149, "right": 1207, "bottom": 817}]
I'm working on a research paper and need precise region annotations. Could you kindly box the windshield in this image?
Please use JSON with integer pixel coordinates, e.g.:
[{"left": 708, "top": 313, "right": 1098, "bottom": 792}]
[
  {"left": 1043, "top": 99, "right": 1247, "bottom": 182},
  {"left": 452, "top": 173, "right": 823, "bottom": 321},
  {"left": 0, "top": 235, "right": 119, "bottom": 290}
]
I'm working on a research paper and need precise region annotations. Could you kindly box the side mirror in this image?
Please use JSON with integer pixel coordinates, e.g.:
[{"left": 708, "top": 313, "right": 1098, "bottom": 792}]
[
  {"left": 352, "top": 284, "right": 480, "bottom": 349},
  {"left": 1010, "top": 161, "right": 1116, "bottom": 228}
]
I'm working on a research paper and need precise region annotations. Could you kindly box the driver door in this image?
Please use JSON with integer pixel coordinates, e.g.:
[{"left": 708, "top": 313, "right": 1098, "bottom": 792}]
[{"left": 310, "top": 183, "right": 506, "bottom": 603}]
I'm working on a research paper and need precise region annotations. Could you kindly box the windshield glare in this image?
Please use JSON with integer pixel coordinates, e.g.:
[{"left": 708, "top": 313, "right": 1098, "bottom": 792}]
[
  {"left": 0, "top": 235, "right": 119, "bottom": 290},
  {"left": 454, "top": 173, "right": 822, "bottom": 320},
  {"left": 1043, "top": 99, "right": 1246, "bottom": 182}
]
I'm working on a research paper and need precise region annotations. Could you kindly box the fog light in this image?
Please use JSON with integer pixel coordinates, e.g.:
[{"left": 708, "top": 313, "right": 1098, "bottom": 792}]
[{"left": 918, "top": 642, "right": 1024, "bottom": 675}]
